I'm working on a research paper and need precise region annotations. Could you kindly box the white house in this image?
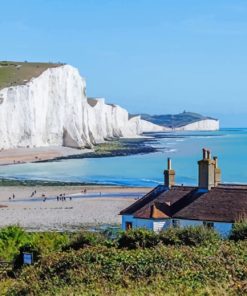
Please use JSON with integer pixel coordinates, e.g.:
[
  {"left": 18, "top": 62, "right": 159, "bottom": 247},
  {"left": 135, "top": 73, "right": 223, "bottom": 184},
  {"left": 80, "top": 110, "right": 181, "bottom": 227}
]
[{"left": 120, "top": 149, "right": 247, "bottom": 237}]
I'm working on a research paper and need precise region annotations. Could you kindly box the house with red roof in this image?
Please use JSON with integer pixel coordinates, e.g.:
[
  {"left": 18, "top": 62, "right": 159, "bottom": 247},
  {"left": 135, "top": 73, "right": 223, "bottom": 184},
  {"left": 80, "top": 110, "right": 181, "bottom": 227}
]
[{"left": 120, "top": 149, "right": 247, "bottom": 236}]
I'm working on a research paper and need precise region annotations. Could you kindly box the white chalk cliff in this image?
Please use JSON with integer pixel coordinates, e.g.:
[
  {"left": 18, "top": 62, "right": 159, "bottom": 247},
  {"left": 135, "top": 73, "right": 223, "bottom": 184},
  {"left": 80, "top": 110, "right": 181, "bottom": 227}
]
[
  {"left": 0, "top": 65, "right": 162, "bottom": 149},
  {"left": 174, "top": 119, "right": 219, "bottom": 131}
]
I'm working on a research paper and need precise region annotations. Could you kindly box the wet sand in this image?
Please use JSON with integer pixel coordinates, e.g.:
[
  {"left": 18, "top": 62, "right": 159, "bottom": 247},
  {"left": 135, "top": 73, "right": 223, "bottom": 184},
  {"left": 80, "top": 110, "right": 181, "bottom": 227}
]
[
  {"left": 0, "top": 146, "right": 92, "bottom": 166},
  {"left": 0, "top": 186, "right": 150, "bottom": 231}
]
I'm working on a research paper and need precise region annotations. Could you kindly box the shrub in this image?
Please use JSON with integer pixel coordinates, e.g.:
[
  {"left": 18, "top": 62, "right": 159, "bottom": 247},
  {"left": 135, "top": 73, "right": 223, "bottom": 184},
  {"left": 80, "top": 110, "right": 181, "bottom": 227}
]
[
  {"left": 117, "top": 228, "right": 160, "bottom": 249},
  {"left": 159, "top": 227, "right": 182, "bottom": 245},
  {"left": 177, "top": 226, "right": 220, "bottom": 246},
  {"left": 229, "top": 222, "right": 247, "bottom": 241},
  {"left": 159, "top": 226, "right": 220, "bottom": 246},
  {"left": 0, "top": 226, "right": 29, "bottom": 261},
  {"left": 64, "top": 231, "right": 105, "bottom": 250},
  {"left": 30, "top": 232, "right": 69, "bottom": 255}
]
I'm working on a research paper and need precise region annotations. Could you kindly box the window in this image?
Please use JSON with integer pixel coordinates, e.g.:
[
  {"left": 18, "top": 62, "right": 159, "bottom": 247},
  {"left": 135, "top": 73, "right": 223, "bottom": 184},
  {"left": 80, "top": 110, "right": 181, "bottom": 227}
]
[
  {"left": 203, "top": 221, "right": 214, "bottom": 229},
  {"left": 172, "top": 219, "right": 180, "bottom": 228},
  {"left": 125, "top": 221, "right": 133, "bottom": 230}
]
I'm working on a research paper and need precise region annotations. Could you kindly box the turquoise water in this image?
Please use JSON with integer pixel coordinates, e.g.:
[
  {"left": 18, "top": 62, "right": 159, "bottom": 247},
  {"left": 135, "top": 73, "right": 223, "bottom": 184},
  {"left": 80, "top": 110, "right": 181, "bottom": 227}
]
[{"left": 0, "top": 128, "right": 246, "bottom": 187}]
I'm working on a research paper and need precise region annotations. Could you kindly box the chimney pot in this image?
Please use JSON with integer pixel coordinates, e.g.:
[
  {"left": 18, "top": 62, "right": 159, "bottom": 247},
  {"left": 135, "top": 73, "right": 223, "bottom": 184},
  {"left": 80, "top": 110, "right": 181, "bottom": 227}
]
[
  {"left": 213, "top": 156, "right": 218, "bottom": 168},
  {"left": 207, "top": 150, "right": 211, "bottom": 159},
  {"left": 167, "top": 158, "right": 171, "bottom": 170}
]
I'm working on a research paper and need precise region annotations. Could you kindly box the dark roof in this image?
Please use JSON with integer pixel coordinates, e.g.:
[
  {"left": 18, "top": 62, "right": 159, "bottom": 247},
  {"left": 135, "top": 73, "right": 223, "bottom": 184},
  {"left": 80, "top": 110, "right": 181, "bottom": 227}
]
[{"left": 120, "top": 184, "right": 247, "bottom": 223}]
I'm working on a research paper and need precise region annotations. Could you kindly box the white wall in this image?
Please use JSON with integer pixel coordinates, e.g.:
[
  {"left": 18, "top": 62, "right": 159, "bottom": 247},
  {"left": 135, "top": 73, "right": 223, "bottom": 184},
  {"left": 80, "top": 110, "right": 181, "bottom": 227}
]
[
  {"left": 122, "top": 215, "right": 154, "bottom": 230},
  {"left": 122, "top": 215, "right": 233, "bottom": 236}
]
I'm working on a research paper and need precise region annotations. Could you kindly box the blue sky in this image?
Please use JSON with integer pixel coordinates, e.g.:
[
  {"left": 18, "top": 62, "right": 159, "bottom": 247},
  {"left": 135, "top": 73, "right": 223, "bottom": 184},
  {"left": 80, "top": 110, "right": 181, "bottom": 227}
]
[{"left": 1, "top": 0, "right": 247, "bottom": 127}]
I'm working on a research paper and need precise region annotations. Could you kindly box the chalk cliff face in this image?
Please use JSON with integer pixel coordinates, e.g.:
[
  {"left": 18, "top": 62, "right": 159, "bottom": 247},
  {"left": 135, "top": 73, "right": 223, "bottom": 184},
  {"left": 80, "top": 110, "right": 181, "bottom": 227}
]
[
  {"left": 139, "top": 119, "right": 168, "bottom": 133},
  {"left": 0, "top": 65, "right": 162, "bottom": 149},
  {"left": 174, "top": 119, "right": 219, "bottom": 131}
]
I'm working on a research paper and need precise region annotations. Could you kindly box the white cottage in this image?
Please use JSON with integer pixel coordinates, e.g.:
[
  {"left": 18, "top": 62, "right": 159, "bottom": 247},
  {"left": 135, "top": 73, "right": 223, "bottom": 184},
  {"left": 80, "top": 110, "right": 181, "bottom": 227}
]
[{"left": 120, "top": 149, "right": 247, "bottom": 236}]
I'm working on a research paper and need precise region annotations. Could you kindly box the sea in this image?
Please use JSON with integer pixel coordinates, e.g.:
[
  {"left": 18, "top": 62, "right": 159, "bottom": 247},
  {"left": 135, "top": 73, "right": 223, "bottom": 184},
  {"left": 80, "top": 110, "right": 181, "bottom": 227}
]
[{"left": 0, "top": 128, "right": 246, "bottom": 187}]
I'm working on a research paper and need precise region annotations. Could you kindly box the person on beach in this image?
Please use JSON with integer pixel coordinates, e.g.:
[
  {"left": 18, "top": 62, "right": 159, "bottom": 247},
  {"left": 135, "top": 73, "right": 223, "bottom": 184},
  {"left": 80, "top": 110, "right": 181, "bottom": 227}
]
[
  {"left": 69, "top": 196, "right": 72, "bottom": 201},
  {"left": 57, "top": 196, "right": 59, "bottom": 201},
  {"left": 8, "top": 197, "right": 11, "bottom": 201},
  {"left": 12, "top": 194, "right": 15, "bottom": 199}
]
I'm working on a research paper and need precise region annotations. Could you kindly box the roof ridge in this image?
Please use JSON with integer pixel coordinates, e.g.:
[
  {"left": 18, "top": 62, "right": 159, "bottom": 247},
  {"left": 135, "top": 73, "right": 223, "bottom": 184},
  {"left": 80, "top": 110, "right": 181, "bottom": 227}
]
[{"left": 119, "top": 185, "right": 166, "bottom": 215}]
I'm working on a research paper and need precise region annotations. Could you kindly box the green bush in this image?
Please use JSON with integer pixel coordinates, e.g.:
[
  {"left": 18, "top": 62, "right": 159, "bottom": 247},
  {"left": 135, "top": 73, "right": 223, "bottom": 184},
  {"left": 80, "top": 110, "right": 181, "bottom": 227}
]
[
  {"left": 0, "top": 227, "right": 69, "bottom": 263},
  {"left": 64, "top": 231, "right": 105, "bottom": 250},
  {"left": 30, "top": 232, "right": 69, "bottom": 255},
  {"left": 0, "top": 226, "right": 29, "bottom": 261},
  {"left": 1, "top": 227, "right": 247, "bottom": 295},
  {"left": 177, "top": 226, "right": 220, "bottom": 246},
  {"left": 229, "top": 222, "right": 247, "bottom": 241},
  {"left": 6, "top": 240, "right": 247, "bottom": 296},
  {"left": 159, "top": 227, "right": 182, "bottom": 245},
  {"left": 160, "top": 225, "right": 220, "bottom": 246},
  {"left": 117, "top": 228, "right": 160, "bottom": 249}
]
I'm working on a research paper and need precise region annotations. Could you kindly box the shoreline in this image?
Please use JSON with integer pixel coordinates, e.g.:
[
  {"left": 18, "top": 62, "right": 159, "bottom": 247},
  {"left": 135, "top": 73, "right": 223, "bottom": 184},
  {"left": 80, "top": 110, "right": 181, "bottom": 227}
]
[
  {"left": 0, "top": 137, "right": 159, "bottom": 167},
  {"left": 0, "top": 146, "right": 93, "bottom": 166}
]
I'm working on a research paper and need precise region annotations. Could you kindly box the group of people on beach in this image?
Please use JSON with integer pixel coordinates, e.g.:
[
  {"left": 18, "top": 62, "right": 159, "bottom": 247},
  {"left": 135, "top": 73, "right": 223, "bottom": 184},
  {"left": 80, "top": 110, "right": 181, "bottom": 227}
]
[
  {"left": 56, "top": 193, "right": 72, "bottom": 202},
  {"left": 8, "top": 193, "right": 15, "bottom": 201},
  {"left": 7, "top": 187, "right": 94, "bottom": 202}
]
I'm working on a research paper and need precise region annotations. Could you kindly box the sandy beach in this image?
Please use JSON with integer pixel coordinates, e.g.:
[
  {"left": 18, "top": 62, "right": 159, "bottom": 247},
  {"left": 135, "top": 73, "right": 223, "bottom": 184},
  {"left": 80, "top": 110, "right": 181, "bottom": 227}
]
[
  {"left": 0, "top": 186, "right": 150, "bottom": 231},
  {"left": 0, "top": 146, "right": 92, "bottom": 166}
]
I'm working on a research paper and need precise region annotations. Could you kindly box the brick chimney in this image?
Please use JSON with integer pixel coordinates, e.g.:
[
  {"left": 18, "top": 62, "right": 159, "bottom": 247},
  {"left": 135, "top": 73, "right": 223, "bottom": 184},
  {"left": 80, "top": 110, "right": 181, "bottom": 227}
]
[
  {"left": 164, "top": 158, "right": 175, "bottom": 188},
  {"left": 198, "top": 148, "right": 215, "bottom": 190}
]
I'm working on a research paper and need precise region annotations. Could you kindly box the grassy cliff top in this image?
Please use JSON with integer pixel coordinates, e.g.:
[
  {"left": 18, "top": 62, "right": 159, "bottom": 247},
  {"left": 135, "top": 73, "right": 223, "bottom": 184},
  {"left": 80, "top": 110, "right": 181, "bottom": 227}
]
[
  {"left": 0, "top": 61, "right": 63, "bottom": 90},
  {"left": 139, "top": 111, "right": 218, "bottom": 128}
]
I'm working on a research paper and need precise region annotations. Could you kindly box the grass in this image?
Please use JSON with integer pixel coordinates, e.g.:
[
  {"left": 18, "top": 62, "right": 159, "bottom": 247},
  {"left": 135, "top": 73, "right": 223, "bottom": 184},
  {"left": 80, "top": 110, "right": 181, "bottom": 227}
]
[
  {"left": 0, "top": 61, "right": 62, "bottom": 91},
  {"left": 94, "top": 141, "right": 124, "bottom": 154}
]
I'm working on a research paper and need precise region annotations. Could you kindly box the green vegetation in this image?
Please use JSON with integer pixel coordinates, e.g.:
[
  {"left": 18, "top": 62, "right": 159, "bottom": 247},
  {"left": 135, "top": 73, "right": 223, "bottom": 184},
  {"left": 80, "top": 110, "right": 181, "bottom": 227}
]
[
  {"left": 0, "top": 226, "right": 68, "bottom": 262},
  {"left": 229, "top": 221, "right": 247, "bottom": 241},
  {"left": 94, "top": 141, "right": 124, "bottom": 154},
  {"left": 0, "top": 61, "right": 62, "bottom": 90},
  {"left": 0, "top": 226, "right": 246, "bottom": 295},
  {"left": 139, "top": 111, "right": 217, "bottom": 128},
  {"left": 118, "top": 226, "right": 220, "bottom": 249}
]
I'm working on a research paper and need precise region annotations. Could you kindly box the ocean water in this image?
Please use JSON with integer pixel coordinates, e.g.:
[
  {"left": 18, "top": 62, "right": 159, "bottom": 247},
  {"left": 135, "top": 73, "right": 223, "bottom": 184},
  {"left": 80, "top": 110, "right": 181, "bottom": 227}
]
[{"left": 0, "top": 128, "right": 246, "bottom": 187}]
